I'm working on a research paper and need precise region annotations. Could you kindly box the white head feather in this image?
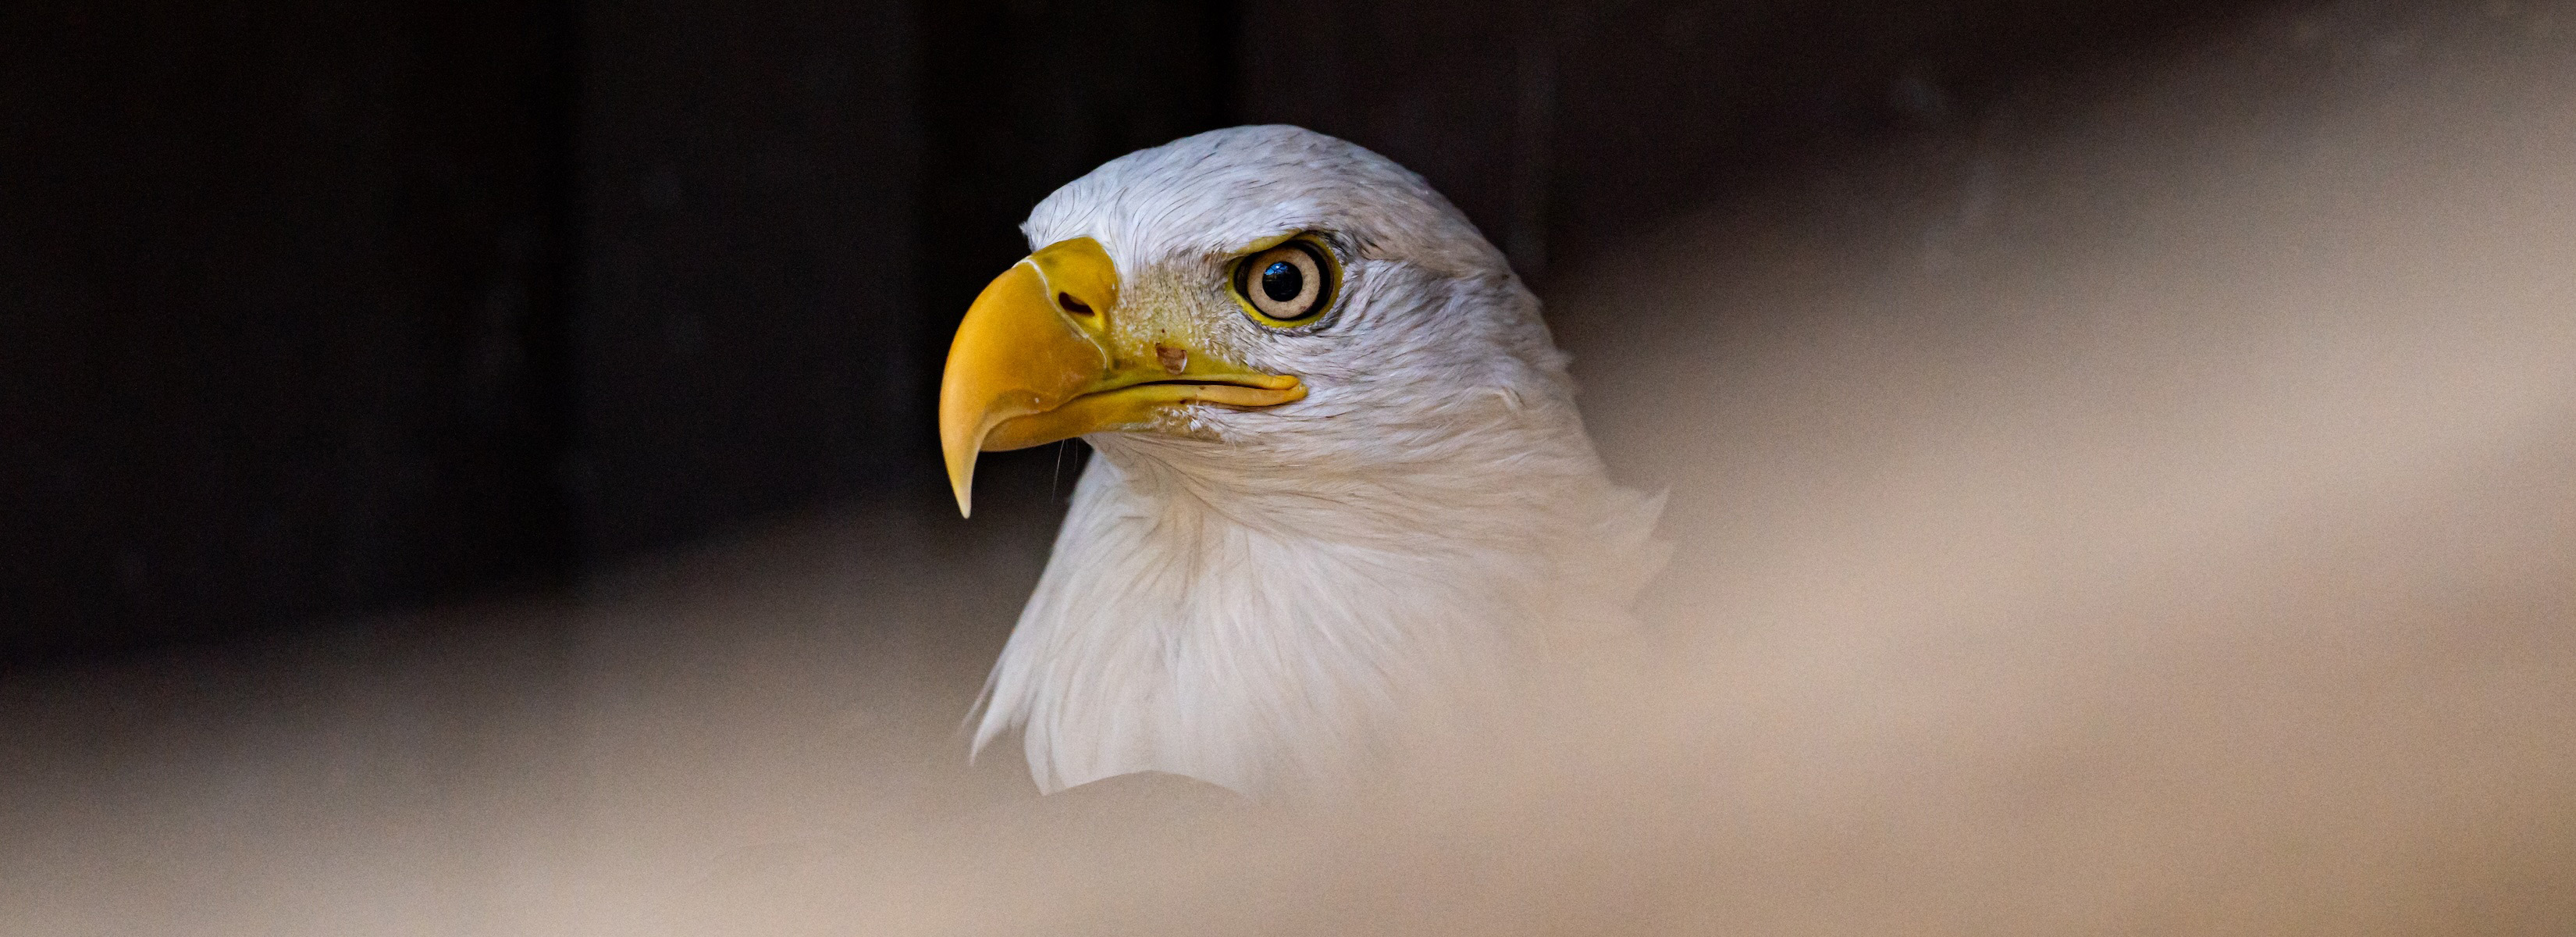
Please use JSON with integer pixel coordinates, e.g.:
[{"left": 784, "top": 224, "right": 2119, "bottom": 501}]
[{"left": 971, "top": 126, "right": 1667, "bottom": 797}]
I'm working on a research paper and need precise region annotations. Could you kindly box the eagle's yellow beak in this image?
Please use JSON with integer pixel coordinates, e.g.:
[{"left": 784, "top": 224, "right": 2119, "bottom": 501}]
[{"left": 938, "top": 237, "right": 1305, "bottom": 517}]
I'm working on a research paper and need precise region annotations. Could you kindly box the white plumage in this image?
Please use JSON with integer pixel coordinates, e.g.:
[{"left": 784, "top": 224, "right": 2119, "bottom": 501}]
[{"left": 959, "top": 126, "right": 1667, "bottom": 796}]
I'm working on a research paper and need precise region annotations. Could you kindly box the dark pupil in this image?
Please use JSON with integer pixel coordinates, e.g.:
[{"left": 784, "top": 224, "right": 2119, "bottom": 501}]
[{"left": 1260, "top": 259, "right": 1304, "bottom": 304}]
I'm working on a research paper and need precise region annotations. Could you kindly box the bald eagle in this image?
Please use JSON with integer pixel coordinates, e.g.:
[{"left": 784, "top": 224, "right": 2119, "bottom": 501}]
[{"left": 939, "top": 126, "right": 1667, "bottom": 797}]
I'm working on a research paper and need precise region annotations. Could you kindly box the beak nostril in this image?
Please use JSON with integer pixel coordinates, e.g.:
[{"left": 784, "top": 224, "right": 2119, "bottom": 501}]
[{"left": 1059, "top": 294, "right": 1094, "bottom": 317}]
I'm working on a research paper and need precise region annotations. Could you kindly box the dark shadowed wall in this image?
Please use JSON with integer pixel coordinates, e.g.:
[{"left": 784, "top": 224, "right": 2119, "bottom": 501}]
[
  {"left": 571, "top": 0, "right": 921, "bottom": 558},
  {"left": 2, "top": 0, "right": 580, "bottom": 650},
  {"left": 3, "top": 0, "right": 2258, "bottom": 655}
]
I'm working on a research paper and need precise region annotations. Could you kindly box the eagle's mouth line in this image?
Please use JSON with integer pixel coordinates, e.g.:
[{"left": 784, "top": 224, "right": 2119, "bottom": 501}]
[
  {"left": 1068, "top": 375, "right": 1307, "bottom": 409},
  {"left": 1092, "top": 377, "right": 1277, "bottom": 393}
]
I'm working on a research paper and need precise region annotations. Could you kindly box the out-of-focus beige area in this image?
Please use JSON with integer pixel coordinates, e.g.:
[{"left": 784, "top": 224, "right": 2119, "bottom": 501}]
[{"left": 6, "top": 2, "right": 2573, "bottom": 934}]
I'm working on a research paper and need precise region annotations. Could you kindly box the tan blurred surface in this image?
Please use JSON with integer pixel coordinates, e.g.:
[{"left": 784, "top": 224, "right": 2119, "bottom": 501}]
[{"left": 7, "top": 2, "right": 2574, "bottom": 933}]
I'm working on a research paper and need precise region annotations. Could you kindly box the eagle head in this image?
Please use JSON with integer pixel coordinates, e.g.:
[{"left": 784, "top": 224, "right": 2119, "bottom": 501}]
[{"left": 941, "top": 125, "right": 1665, "bottom": 797}]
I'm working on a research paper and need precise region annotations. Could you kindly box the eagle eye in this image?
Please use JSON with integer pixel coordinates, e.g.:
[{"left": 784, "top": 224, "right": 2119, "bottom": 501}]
[{"left": 1229, "top": 237, "right": 1338, "bottom": 328}]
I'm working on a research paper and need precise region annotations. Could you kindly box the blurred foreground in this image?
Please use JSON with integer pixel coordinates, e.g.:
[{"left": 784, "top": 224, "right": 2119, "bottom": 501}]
[{"left": 6, "top": 4, "right": 2574, "bottom": 934}]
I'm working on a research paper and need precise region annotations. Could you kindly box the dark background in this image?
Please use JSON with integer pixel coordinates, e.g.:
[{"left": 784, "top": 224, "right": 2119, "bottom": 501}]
[{"left": 2, "top": 0, "right": 2261, "bottom": 657}]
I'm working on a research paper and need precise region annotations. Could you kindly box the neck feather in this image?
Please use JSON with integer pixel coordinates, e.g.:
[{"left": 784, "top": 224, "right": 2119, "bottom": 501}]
[{"left": 973, "top": 407, "right": 1666, "bottom": 796}]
